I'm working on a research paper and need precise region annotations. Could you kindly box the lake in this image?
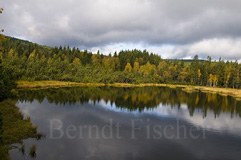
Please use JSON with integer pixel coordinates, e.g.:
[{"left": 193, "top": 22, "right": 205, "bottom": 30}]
[{"left": 9, "top": 86, "right": 241, "bottom": 160}]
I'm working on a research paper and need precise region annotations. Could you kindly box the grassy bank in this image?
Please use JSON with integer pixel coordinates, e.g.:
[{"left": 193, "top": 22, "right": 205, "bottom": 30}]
[
  {"left": 16, "top": 81, "right": 241, "bottom": 101},
  {"left": 0, "top": 100, "right": 40, "bottom": 160},
  {"left": 17, "top": 81, "right": 106, "bottom": 89}
]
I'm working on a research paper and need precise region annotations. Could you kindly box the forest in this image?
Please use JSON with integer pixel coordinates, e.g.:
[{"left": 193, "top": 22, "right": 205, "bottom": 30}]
[{"left": 0, "top": 35, "right": 241, "bottom": 92}]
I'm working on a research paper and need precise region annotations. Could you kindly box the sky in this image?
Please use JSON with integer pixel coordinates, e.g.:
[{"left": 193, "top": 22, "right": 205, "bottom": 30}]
[{"left": 1, "top": 0, "right": 241, "bottom": 61}]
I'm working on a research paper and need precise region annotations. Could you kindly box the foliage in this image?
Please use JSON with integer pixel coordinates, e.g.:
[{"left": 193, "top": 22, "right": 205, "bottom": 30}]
[
  {"left": 0, "top": 99, "right": 40, "bottom": 160},
  {"left": 0, "top": 36, "right": 240, "bottom": 88},
  {"left": 0, "top": 10, "right": 17, "bottom": 101}
]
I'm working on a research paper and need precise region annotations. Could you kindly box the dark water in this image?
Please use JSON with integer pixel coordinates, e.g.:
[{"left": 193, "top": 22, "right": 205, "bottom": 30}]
[{"left": 10, "top": 87, "right": 241, "bottom": 160}]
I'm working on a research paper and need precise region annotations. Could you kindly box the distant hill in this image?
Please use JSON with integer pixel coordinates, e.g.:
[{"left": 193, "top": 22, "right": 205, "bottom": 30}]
[
  {"left": 4, "top": 36, "right": 207, "bottom": 63},
  {"left": 6, "top": 36, "right": 51, "bottom": 51}
]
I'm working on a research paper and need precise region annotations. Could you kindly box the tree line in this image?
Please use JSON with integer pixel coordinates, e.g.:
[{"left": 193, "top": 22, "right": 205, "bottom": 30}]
[
  {"left": 0, "top": 11, "right": 16, "bottom": 101},
  {"left": 0, "top": 37, "right": 241, "bottom": 88}
]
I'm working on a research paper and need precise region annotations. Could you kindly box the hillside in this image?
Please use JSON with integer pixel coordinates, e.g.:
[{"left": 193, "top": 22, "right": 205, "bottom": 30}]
[{"left": 0, "top": 36, "right": 240, "bottom": 88}]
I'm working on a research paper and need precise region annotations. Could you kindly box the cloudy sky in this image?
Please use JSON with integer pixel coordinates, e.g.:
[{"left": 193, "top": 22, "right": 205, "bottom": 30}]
[{"left": 1, "top": 0, "right": 241, "bottom": 60}]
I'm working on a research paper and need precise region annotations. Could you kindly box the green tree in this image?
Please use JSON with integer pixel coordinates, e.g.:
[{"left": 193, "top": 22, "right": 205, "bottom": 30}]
[
  {"left": 190, "top": 55, "right": 200, "bottom": 84},
  {"left": 0, "top": 8, "right": 17, "bottom": 100},
  {"left": 91, "top": 54, "right": 102, "bottom": 67},
  {"left": 0, "top": 9, "right": 7, "bottom": 54}
]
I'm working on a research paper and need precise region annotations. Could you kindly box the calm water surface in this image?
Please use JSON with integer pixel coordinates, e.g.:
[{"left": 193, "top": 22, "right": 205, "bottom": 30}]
[{"left": 10, "top": 87, "right": 241, "bottom": 160}]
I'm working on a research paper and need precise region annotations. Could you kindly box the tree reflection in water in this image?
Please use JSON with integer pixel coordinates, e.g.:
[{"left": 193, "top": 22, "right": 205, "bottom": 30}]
[{"left": 17, "top": 87, "right": 241, "bottom": 118}]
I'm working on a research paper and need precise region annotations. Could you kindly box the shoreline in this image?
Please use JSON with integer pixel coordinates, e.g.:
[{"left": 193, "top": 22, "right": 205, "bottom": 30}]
[
  {"left": 0, "top": 99, "right": 40, "bottom": 160},
  {"left": 16, "top": 81, "right": 241, "bottom": 101}
]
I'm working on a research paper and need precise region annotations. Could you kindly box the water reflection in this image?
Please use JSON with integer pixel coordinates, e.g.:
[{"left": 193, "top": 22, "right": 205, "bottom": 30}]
[
  {"left": 9, "top": 87, "right": 241, "bottom": 160},
  {"left": 17, "top": 87, "right": 241, "bottom": 117}
]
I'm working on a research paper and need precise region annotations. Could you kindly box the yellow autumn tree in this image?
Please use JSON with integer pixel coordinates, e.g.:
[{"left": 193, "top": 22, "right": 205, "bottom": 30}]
[
  {"left": 28, "top": 50, "right": 36, "bottom": 59},
  {"left": 224, "top": 64, "right": 232, "bottom": 87},
  {"left": 47, "top": 57, "right": 52, "bottom": 64},
  {"left": 139, "top": 61, "right": 156, "bottom": 76},
  {"left": 178, "top": 67, "right": 189, "bottom": 82},
  {"left": 124, "top": 62, "right": 132, "bottom": 72},
  {"left": 0, "top": 34, "right": 6, "bottom": 54},
  {"left": 212, "top": 75, "right": 218, "bottom": 87},
  {"left": 133, "top": 62, "right": 140, "bottom": 72},
  {"left": 0, "top": 8, "right": 7, "bottom": 54},
  {"left": 168, "top": 64, "right": 177, "bottom": 79},
  {"left": 208, "top": 74, "right": 213, "bottom": 87},
  {"left": 73, "top": 58, "right": 80, "bottom": 64},
  {"left": 198, "top": 69, "right": 201, "bottom": 84},
  {"left": 7, "top": 49, "right": 15, "bottom": 57},
  {"left": 157, "top": 61, "right": 167, "bottom": 72}
]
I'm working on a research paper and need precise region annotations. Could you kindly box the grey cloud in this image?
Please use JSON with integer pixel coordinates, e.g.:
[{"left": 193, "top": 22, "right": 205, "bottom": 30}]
[{"left": 1, "top": 0, "right": 241, "bottom": 59}]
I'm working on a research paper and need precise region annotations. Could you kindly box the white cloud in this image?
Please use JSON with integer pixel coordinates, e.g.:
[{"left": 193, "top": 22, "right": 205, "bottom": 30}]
[
  {"left": 90, "top": 38, "right": 241, "bottom": 61},
  {"left": 187, "top": 38, "right": 241, "bottom": 59}
]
